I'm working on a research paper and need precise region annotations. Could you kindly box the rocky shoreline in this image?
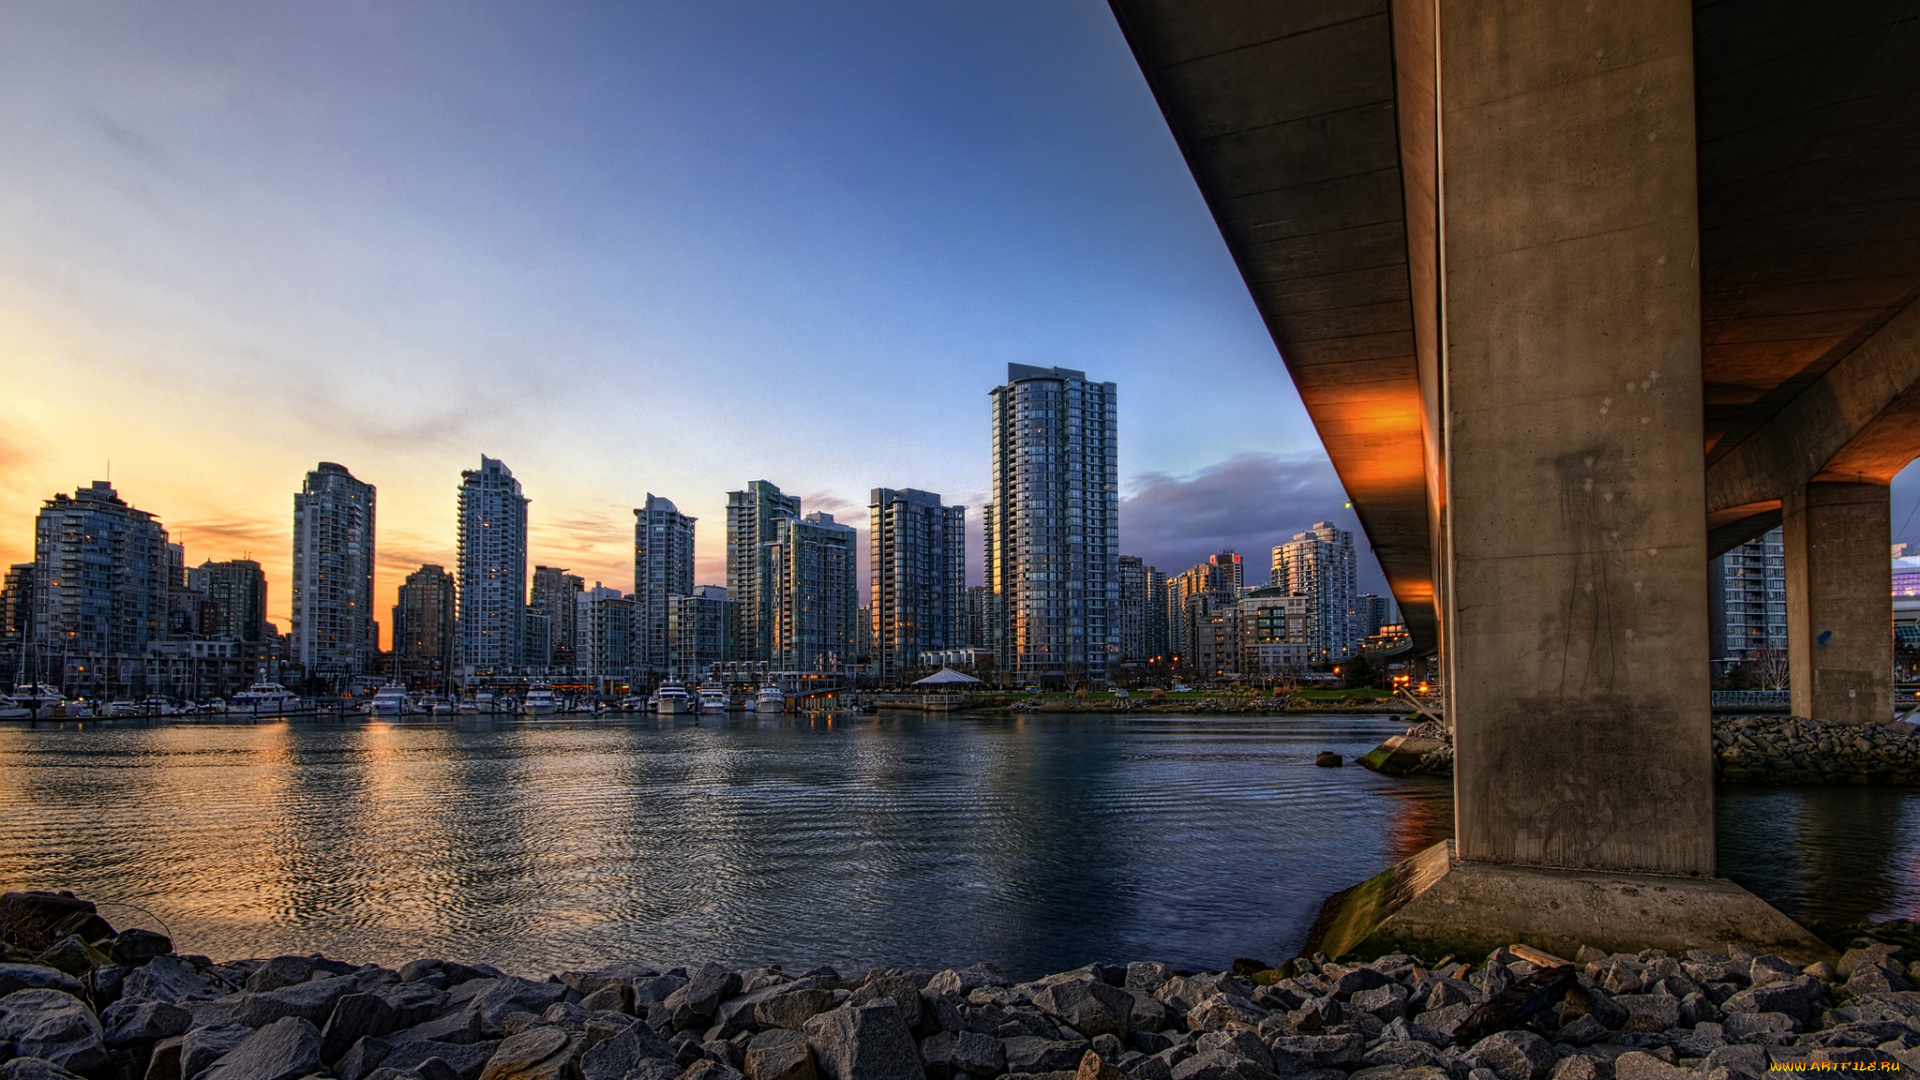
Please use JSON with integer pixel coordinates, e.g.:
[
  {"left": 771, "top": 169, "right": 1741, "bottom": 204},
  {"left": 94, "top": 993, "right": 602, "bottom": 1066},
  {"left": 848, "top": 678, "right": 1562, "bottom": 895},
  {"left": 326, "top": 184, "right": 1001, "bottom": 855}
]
[
  {"left": 1360, "top": 716, "right": 1920, "bottom": 786},
  {"left": 8, "top": 891, "right": 1920, "bottom": 1080},
  {"left": 1004, "top": 698, "right": 1414, "bottom": 716}
]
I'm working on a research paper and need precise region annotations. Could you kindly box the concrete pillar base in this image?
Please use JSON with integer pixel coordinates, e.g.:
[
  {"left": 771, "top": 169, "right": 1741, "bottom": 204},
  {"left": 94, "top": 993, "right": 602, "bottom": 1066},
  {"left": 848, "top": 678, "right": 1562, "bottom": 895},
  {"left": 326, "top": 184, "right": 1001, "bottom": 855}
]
[{"left": 1306, "top": 841, "right": 1833, "bottom": 964}]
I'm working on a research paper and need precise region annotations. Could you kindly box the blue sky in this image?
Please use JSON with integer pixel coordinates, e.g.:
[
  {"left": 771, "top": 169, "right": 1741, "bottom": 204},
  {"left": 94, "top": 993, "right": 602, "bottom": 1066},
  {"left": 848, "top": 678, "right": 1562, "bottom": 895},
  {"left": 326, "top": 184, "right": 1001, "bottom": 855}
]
[{"left": 4, "top": 1, "right": 1903, "bottom": 638}]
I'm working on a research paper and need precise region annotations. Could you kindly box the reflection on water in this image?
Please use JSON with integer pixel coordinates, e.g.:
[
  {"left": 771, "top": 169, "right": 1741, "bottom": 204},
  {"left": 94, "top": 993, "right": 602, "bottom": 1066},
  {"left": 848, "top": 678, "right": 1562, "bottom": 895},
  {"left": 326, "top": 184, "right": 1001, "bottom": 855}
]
[
  {"left": 1717, "top": 785, "right": 1920, "bottom": 927},
  {"left": 0, "top": 712, "right": 1451, "bottom": 979}
]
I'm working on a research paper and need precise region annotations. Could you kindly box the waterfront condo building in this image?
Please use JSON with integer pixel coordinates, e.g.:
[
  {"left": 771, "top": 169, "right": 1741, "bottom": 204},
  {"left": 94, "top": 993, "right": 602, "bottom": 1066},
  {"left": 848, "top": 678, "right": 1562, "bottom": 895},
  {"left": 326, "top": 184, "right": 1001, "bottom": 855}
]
[
  {"left": 457, "top": 456, "right": 529, "bottom": 675},
  {"left": 1272, "top": 522, "right": 1360, "bottom": 663},
  {"left": 869, "top": 487, "right": 966, "bottom": 684},
  {"left": 31, "top": 481, "right": 171, "bottom": 695},
  {"left": 574, "top": 584, "right": 633, "bottom": 693},
  {"left": 726, "top": 480, "right": 800, "bottom": 662},
  {"left": 1117, "top": 555, "right": 1170, "bottom": 663},
  {"left": 189, "top": 559, "right": 268, "bottom": 643},
  {"left": 1708, "top": 526, "right": 1788, "bottom": 679},
  {"left": 292, "top": 463, "right": 377, "bottom": 679},
  {"left": 669, "top": 584, "right": 735, "bottom": 681},
  {"left": 393, "top": 564, "right": 457, "bottom": 683},
  {"left": 767, "top": 512, "right": 858, "bottom": 672},
  {"left": 3, "top": 563, "right": 33, "bottom": 642},
  {"left": 636, "top": 494, "right": 697, "bottom": 678},
  {"left": 530, "top": 566, "right": 583, "bottom": 671},
  {"left": 985, "top": 364, "right": 1119, "bottom": 685},
  {"left": 1237, "top": 587, "right": 1312, "bottom": 676}
]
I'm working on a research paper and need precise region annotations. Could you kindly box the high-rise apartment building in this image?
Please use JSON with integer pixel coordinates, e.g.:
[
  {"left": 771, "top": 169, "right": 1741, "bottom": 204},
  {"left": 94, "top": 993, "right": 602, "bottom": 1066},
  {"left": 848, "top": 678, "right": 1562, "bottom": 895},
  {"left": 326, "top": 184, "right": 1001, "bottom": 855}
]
[
  {"left": 1272, "top": 522, "right": 1360, "bottom": 663},
  {"left": 1172, "top": 553, "right": 1244, "bottom": 673},
  {"left": 457, "top": 456, "right": 528, "bottom": 674},
  {"left": 1352, "top": 594, "right": 1391, "bottom": 642},
  {"left": 963, "top": 586, "right": 990, "bottom": 648},
  {"left": 1237, "top": 587, "right": 1312, "bottom": 676},
  {"left": 3, "top": 563, "right": 32, "bottom": 641},
  {"left": 636, "top": 494, "right": 696, "bottom": 677},
  {"left": 530, "top": 566, "right": 583, "bottom": 671},
  {"left": 670, "top": 585, "right": 735, "bottom": 680},
  {"left": 32, "top": 482, "right": 171, "bottom": 693},
  {"left": 1708, "top": 526, "right": 1787, "bottom": 676},
  {"left": 292, "top": 463, "right": 377, "bottom": 677},
  {"left": 393, "top": 564, "right": 457, "bottom": 681},
  {"left": 1118, "top": 556, "right": 1153, "bottom": 662},
  {"left": 985, "top": 364, "right": 1119, "bottom": 684},
  {"left": 575, "top": 584, "right": 633, "bottom": 692},
  {"left": 767, "top": 512, "right": 858, "bottom": 672},
  {"left": 869, "top": 488, "right": 966, "bottom": 684},
  {"left": 726, "top": 481, "right": 800, "bottom": 662},
  {"left": 189, "top": 560, "right": 268, "bottom": 643}
]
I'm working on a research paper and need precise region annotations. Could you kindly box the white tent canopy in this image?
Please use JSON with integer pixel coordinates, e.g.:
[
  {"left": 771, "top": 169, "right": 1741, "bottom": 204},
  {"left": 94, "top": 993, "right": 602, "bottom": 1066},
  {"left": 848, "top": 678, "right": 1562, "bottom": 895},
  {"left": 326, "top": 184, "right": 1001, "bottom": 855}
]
[{"left": 911, "top": 667, "right": 980, "bottom": 686}]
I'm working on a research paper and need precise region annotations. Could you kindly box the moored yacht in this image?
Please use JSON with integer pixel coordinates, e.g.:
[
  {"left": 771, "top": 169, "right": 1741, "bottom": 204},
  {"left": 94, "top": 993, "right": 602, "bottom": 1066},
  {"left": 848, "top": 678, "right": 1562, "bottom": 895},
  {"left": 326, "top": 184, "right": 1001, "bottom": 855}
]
[
  {"left": 655, "top": 682, "right": 694, "bottom": 715},
  {"left": 231, "top": 682, "right": 299, "bottom": 715},
  {"left": 753, "top": 684, "right": 786, "bottom": 714},
  {"left": 368, "top": 684, "right": 412, "bottom": 716},
  {"left": 698, "top": 685, "right": 728, "bottom": 713},
  {"left": 523, "top": 685, "right": 559, "bottom": 716}
]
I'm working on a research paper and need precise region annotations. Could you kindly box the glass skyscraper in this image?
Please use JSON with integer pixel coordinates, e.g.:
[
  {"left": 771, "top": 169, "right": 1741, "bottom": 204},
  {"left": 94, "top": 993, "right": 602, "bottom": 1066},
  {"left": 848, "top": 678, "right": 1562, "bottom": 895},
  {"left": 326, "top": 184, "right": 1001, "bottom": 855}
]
[
  {"left": 292, "top": 463, "right": 377, "bottom": 677},
  {"left": 456, "top": 456, "right": 528, "bottom": 675}
]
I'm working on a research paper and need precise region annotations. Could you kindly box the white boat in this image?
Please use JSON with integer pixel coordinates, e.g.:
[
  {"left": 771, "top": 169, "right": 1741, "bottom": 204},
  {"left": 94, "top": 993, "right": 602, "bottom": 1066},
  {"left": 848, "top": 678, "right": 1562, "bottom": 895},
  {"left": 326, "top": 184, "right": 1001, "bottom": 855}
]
[
  {"left": 617, "top": 696, "right": 647, "bottom": 712},
  {"left": 753, "top": 685, "right": 786, "bottom": 714},
  {"left": 698, "top": 686, "right": 728, "bottom": 713},
  {"left": 230, "top": 682, "right": 299, "bottom": 715},
  {"left": 8, "top": 684, "right": 63, "bottom": 718},
  {"left": 368, "top": 684, "right": 412, "bottom": 716},
  {"left": 655, "top": 683, "right": 694, "bottom": 715},
  {"left": 523, "top": 685, "right": 559, "bottom": 716},
  {"left": 140, "top": 696, "right": 176, "bottom": 715}
]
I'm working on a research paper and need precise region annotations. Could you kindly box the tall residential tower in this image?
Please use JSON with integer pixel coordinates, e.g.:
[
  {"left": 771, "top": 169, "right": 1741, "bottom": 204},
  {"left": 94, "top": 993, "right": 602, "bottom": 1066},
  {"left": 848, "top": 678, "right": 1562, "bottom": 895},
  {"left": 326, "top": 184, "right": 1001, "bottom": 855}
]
[
  {"left": 292, "top": 463, "right": 377, "bottom": 677},
  {"left": 457, "top": 456, "right": 529, "bottom": 675},
  {"left": 870, "top": 488, "right": 966, "bottom": 683},
  {"left": 1272, "top": 522, "right": 1359, "bottom": 663},
  {"left": 985, "top": 364, "right": 1119, "bottom": 684},
  {"left": 726, "top": 481, "right": 800, "bottom": 662},
  {"left": 635, "top": 494, "right": 696, "bottom": 678}
]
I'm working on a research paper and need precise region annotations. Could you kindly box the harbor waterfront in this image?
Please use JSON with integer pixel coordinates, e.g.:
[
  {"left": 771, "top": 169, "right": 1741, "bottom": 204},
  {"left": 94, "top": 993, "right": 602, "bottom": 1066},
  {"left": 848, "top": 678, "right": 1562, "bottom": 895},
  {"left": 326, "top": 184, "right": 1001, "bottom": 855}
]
[{"left": 1, "top": 711, "right": 1915, "bottom": 983}]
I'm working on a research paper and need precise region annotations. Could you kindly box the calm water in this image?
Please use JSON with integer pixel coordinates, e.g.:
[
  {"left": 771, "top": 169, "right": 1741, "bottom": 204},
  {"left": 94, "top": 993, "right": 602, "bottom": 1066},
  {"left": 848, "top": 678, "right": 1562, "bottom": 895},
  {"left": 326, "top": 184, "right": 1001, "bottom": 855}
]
[{"left": 0, "top": 713, "right": 1907, "bottom": 980}]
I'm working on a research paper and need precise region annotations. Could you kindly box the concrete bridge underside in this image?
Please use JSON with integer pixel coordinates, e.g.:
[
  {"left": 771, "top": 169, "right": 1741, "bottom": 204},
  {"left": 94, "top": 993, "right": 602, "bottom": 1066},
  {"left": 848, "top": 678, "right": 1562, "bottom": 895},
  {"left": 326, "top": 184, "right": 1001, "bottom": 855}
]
[{"left": 1107, "top": 0, "right": 1920, "bottom": 956}]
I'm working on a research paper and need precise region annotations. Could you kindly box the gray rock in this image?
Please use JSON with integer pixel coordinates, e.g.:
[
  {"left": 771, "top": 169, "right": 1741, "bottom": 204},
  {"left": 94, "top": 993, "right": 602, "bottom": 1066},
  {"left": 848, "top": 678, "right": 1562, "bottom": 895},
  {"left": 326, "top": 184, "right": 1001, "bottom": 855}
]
[
  {"left": 148, "top": 1034, "right": 186, "bottom": 1080},
  {"left": 1411, "top": 1004, "right": 1475, "bottom": 1037},
  {"left": 400, "top": 1006, "right": 485, "bottom": 1045},
  {"left": 1125, "top": 992, "right": 1170, "bottom": 1034},
  {"left": 579, "top": 985, "right": 634, "bottom": 1016},
  {"left": 849, "top": 977, "right": 924, "bottom": 1033},
  {"left": 580, "top": 1020, "right": 677, "bottom": 1080},
  {"left": 1116, "top": 966, "right": 1168, "bottom": 996},
  {"left": 0, "top": 1060, "right": 86, "bottom": 1080},
  {"left": 1363, "top": 1041, "right": 1443, "bottom": 1069},
  {"left": 246, "top": 956, "right": 317, "bottom": 993},
  {"left": 757, "top": 990, "right": 837, "bottom": 1033},
  {"left": 1003, "top": 1036, "right": 1095, "bottom": 1074},
  {"left": 199, "top": 1016, "right": 325, "bottom": 1080},
  {"left": 1721, "top": 977, "right": 1822, "bottom": 1028},
  {"left": 380, "top": 1037, "right": 503, "bottom": 1080},
  {"left": 375, "top": 981, "right": 451, "bottom": 1028},
  {"left": 101, "top": 997, "right": 191, "bottom": 1047},
  {"left": 927, "top": 967, "right": 1012, "bottom": 998},
  {"left": 1168, "top": 1050, "right": 1275, "bottom": 1080},
  {"left": 1350, "top": 985, "right": 1410, "bottom": 1023},
  {"left": 1194, "top": 1030, "right": 1270, "bottom": 1071},
  {"left": 1611, "top": 1051, "right": 1692, "bottom": 1080},
  {"left": 1033, "top": 980, "right": 1134, "bottom": 1039},
  {"left": 1703, "top": 1045, "right": 1771, "bottom": 1080},
  {"left": 0, "top": 988, "right": 107, "bottom": 1075},
  {"left": 744, "top": 1030, "right": 817, "bottom": 1080},
  {"left": 109, "top": 928, "right": 173, "bottom": 966},
  {"left": 803, "top": 1001, "right": 921, "bottom": 1080},
  {"left": 1378, "top": 1018, "right": 1450, "bottom": 1047},
  {"left": 475, "top": 1025, "right": 576, "bottom": 1080},
  {"left": 1745, "top": 957, "right": 1800, "bottom": 991},
  {"left": 662, "top": 965, "right": 743, "bottom": 1030},
  {"left": 951, "top": 1031, "right": 1007, "bottom": 1076},
  {"left": 1612, "top": 995, "right": 1681, "bottom": 1032},
  {"left": 122, "top": 955, "right": 222, "bottom": 1004},
  {"left": 1156, "top": 976, "right": 1251, "bottom": 1018},
  {"left": 1269, "top": 1034, "right": 1366, "bottom": 1070},
  {"left": 468, "top": 979, "right": 571, "bottom": 1037},
  {"left": 1185, "top": 995, "right": 1264, "bottom": 1034},
  {"left": 1327, "top": 968, "right": 1394, "bottom": 1000},
  {"left": 325, "top": 992, "right": 401, "bottom": 1062},
  {"left": 620, "top": 1061, "right": 682, "bottom": 1080},
  {"left": 1545, "top": 1057, "right": 1601, "bottom": 1080},
  {"left": 1552, "top": 1014, "right": 1608, "bottom": 1047},
  {"left": 235, "top": 973, "right": 360, "bottom": 1027},
  {"left": 340, "top": 1036, "right": 395, "bottom": 1080},
  {"left": 632, "top": 976, "right": 689, "bottom": 1010},
  {"left": 1838, "top": 946, "right": 1905, "bottom": 980},
  {"left": 1465, "top": 1031, "right": 1556, "bottom": 1080},
  {"left": 182, "top": 1023, "right": 255, "bottom": 1078}
]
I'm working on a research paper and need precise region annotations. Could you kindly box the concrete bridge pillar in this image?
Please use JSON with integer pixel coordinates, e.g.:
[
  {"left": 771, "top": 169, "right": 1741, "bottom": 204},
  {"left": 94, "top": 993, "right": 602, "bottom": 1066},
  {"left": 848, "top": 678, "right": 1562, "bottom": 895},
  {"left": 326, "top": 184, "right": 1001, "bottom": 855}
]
[
  {"left": 1785, "top": 481, "right": 1893, "bottom": 724},
  {"left": 1311, "top": 0, "right": 1831, "bottom": 961}
]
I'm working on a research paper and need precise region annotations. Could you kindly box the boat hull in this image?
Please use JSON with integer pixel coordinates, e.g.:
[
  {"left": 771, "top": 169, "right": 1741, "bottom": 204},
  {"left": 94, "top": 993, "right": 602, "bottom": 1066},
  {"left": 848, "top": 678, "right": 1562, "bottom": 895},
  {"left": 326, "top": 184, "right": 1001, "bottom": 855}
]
[{"left": 656, "top": 699, "right": 693, "bottom": 715}]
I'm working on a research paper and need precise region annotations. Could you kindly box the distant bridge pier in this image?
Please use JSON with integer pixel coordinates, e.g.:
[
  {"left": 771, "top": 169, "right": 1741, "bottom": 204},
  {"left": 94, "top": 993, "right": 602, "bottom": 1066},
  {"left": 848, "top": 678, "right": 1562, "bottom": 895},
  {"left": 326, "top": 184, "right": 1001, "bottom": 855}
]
[{"left": 1786, "top": 481, "right": 1894, "bottom": 725}]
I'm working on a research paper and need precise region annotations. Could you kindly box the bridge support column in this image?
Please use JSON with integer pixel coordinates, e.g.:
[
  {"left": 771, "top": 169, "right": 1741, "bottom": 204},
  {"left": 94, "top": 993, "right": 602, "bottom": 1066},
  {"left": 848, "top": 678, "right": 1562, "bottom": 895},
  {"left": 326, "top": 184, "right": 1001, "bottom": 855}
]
[
  {"left": 1313, "top": 0, "right": 1830, "bottom": 961},
  {"left": 1785, "top": 481, "right": 1893, "bottom": 724}
]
